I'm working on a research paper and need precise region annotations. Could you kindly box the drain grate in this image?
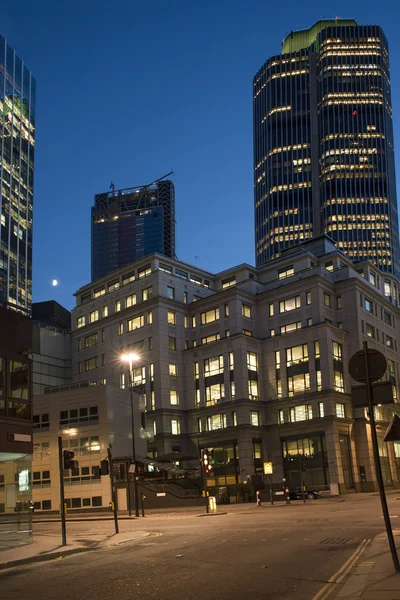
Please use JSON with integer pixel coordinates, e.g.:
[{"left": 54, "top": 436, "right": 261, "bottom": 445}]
[{"left": 319, "top": 537, "right": 352, "bottom": 545}]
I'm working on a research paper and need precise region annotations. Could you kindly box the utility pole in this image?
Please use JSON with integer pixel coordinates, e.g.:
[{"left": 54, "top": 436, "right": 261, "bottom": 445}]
[
  {"left": 362, "top": 341, "right": 400, "bottom": 573},
  {"left": 107, "top": 446, "right": 119, "bottom": 534},
  {"left": 57, "top": 436, "right": 67, "bottom": 546}
]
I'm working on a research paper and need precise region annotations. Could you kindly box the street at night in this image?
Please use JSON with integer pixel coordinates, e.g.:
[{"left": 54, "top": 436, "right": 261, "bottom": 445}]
[{"left": 1, "top": 494, "right": 399, "bottom": 600}]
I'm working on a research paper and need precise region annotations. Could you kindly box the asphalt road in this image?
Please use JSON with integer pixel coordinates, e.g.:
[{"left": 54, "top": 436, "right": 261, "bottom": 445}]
[{"left": 1, "top": 494, "right": 399, "bottom": 600}]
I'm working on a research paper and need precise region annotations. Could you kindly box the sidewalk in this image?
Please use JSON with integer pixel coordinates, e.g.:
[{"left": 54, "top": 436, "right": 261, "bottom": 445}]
[
  {"left": 0, "top": 528, "right": 151, "bottom": 571},
  {"left": 334, "top": 529, "right": 400, "bottom": 599}
]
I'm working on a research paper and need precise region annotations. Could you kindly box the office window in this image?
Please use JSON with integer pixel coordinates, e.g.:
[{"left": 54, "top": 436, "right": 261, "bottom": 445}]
[
  {"left": 169, "top": 363, "right": 177, "bottom": 376},
  {"left": 171, "top": 419, "right": 180, "bottom": 435},
  {"left": 147, "top": 310, "right": 153, "bottom": 325},
  {"left": 325, "top": 261, "right": 334, "bottom": 272},
  {"left": 183, "top": 292, "right": 188, "bottom": 304},
  {"left": 386, "top": 335, "right": 394, "bottom": 349},
  {"left": 289, "top": 405, "right": 312, "bottom": 422},
  {"left": 205, "top": 383, "right": 225, "bottom": 405},
  {"left": 275, "top": 350, "right": 281, "bottom": 368},
  {"left": 384, "top": 280, "right": 392, "bottom": 300},
  {"left": 248, "top": 380, "right": 259, "bottom": 400},
  {"left": 201, "top": 333, "right": 220, "bottom": 345},
  {"left": 197, "top": 418, "right": 203, "bottom": 433},
  {"left": 94, "top": 286, "right": 105, "bottom": 298},
  {"left": 184, "top": 315, "right": 189, "bottom": 328},
  {"left": 338, "top": 322, "right": 343, "bottom": 330},
  {"left": 108, "top": 279, "right": 120, "bottom": 292},
  {"left": 366, "top": 324, "right": 375, "bottom": 338},
  {"left": 269, "top": 303, "right": 274, "bottom": 316},
  {"left": 224, "top": 304, "right": 230, "bottom": 317},
  {"left": 168, "top": 337, "right": 176, "bottom": 350},
  {"left": 242, "top": 303, "right": 252, "bottom": 318},
  {"left": 247, "top": 352, "right": 258, "bottom": 371},
  {"left": 334, "top": 371, "right": 344, "bottom": 393},
  {"left": 278, "top": 265, "right": 294, "bottom": 280},
  {"left": 115, "top": 300, "right": 121, "bottom": 313},
  {"left": 306, "top": 292, "right": 311, "bottom": 305},
  {"left": 122, "top": 272, "right": 135, "bottom": 285},
  {"left": 89, "top": 310, "right": 99, "bottom": 324},
  {"left": 336, "top": 296, "right": 342, "bottom": 309},
  {"left": 222, "top": 276, "right": 236, "bottom": 289},
  {"left": 201, "top": 307, "right": 220, "bottom": 325},
  {"left": 316, "top": 370, "right": 322, "bottom": 392},
  {"left": 120, "top": 373, "right": 125, "bottom": 389},
  {"left": 324, "top": 293, "right": 331, "bottom": 307},
  {"left": 225, "top": 330, "right": 230, "bottom": 338},
  {"left": 232, "top": 411, "right": 237, "bottom": 426},
  {"left": 84, "top": 333, "right": 98, "bottom": 348},
  {"left": 307, "top": 318, "right": 313, "bottom": 327},
  {"left": 364, "top": 298, "right": 373, "bottom": 313},
  {"left": 286, "top": 344, "right": 308, "bottom": 366},
  {"left": 142, "top": 287, "right": 153, "bottom": 301},
  {"left": 167, "top": 311, "right": 176, "bottom": 325},
  {"left": 336, "top": 403, "right": 346, "bottom": 418},
  {"left": 103, "top": 306, "right": 108, "bottom": 318},
  {"left": 288, "top": 373, "right": 310, "bottom": 396},
  {"left": 243, "top": 329, "right": 252, "bottom": 337},
  {"left": 280, "top": 321, "right": 301, "bottom": 335},
  {"left": 153, "top": 421, "right": 157, "bottom": 436},
  {"left": 167, "top": 286, "right": 175, "bottom": 299},
  {"left": 138, "top": 265, "right": 151, "bottom": 279},
  {"left": 192, "top": 315, "right": 196, "bottom": 327},
  {"left": 230, "top": 381, "right": 235, "bottom": 400},
  {"left": 195, "top": 389, "right": 201, "bottom": 406},
  {"left": 332, "top": 342, "right": 342, "bottom": 361},
  {"left": 194, "top": 362, "right": 199, "bottom": 379},
  {"left": 279, "top": 296, "right": 300, "bottom": 313},
  {"left": 207, "top": 414, "right": 227, "bottom": 431},
  {"left": 85, "top": 357, "right": 97, "bottom": 372},
  {"left": 118, "top": 323, "right": 124, "bottom": 335},
  {"left": 126, "top": 294, "right": 137, "bottom": 308},
  {"left": 369, "top": 271, "right": 377, "bottom": 287},
  {"left": 204, "top": 355, "right": 224, "bottom": 376},
  {"left": 278, "top": 409, "right": 284, "bottom": 424},
  {"left": 170, "top": 390, "right": 179, "bottom": 406},
  {"left": 193, "top": 295, "right": 201, "bottom": 302},
  {"left": 318, "top": 402, "right": 324, "bottom": 418},
  {"left": 159, "top": 263, "right": 172, "bottom": 274},
  {"left": 127, "top": 315, "right": 144, "bottom": 331},
  {"left": 250, "top": 411, "right": 259, "bottom": 426}
]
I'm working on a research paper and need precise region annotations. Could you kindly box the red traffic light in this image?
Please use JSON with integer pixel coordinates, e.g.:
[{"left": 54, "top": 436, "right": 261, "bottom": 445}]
[{"left": 63, "top": 449, "right": 77, "bottom": 470}]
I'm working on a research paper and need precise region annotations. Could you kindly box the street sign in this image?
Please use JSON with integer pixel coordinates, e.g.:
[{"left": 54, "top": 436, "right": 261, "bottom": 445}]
[
  {"left": 129, "top": 463, "right": 136, "bottom": 474},
  {"left": 384, "top": 414, "right": 400, "bottom": 442},
  {"left": 263, "top": 462, "right": 273, "bottom": 475},
  {"left": 348, "top": 348, "right": 387, "bottom": 383},
  {"left": 351, "top": 381, "right": 394, "bottom": 408}
]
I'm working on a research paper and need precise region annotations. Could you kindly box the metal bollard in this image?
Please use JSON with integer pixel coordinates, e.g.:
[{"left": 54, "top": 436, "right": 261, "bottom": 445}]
[{"left": 256, "top": 490, "right": 262, "bottom": 507}]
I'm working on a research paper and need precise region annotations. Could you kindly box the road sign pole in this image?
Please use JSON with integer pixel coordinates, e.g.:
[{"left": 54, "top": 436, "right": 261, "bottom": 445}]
[
  {"left": 58, "top": 436, "right": 67, "bottom": 546},
  {"left": 107, "top": 446, "right": 119, "bottom": 534},
  {"left": 363, "top": 341, "right": 400, "bottom": 573}
]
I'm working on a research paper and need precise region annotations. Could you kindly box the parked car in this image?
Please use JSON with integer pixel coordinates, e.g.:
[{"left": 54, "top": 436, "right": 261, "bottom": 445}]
[{"left": 289, "top": 487, "right": 321, "bottom": 500}]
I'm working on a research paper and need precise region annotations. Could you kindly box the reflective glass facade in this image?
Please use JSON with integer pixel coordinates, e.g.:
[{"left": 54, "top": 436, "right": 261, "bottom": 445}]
[
  {"left": 0, "top": 36, "right": 36, "bottom": 313},
  {"left": 254, "top": 21, "right": 400, "bottom": 277},
  {"left": 92, "top": 180, "right": 175, "bottom": 281}
]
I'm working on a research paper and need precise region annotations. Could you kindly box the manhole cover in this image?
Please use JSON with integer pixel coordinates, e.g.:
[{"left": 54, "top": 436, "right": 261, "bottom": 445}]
[{"left": 320, "top": 537, "right": 352, "bottom": 545}]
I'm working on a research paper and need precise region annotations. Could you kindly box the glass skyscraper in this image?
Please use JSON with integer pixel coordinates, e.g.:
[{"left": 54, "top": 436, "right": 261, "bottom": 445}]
[
  {"left": 254, "top": 20, "right": 400, "bottom": 276},
  {"left": 0, "top": 35, "right": 36, "bottom": 313},
  {"left": 91, "top": 178, "right": 175, "bottom": 281}
]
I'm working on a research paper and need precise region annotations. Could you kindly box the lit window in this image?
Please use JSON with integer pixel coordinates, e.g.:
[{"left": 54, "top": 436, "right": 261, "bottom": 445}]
[
  {"left": 201, "top": 333, "right": 220, "bottom": 345},
  {"left": 184, "top": 315, "right": 189, "bottom": 328},
  {"left": 278, "top": 409, "right": 284, "bottom": 424},
  {"left": 119, "top": 323, "right": 124, "bottom": 335},
  {"left": 176, "top": 269, "right": 188, "bottom": 280},
  {"left": 197, "top": 418, "right": 203, "bottom": 433},
  {"left": 85, "top": 357, "right": 97, "bottom": 372},
  {"left": 279, "top": 296, "right": 301, "bottom": 313},
  {"left": 242, "top": 303, "right": 252, "bottom": 318},
  {"left": 115, "top": 300, "right": 121, "bottom": 313},
  {"left": 126, "top": 294, "right": 137, "bottom": 308},
  {"left": 159, "top": 263, "right": 172, "bottom": 274},
  {"left": 142, "top": 287, "right": 153, "bottom": 301},
  {"left": 148, "top": 311, "right": 153, "bottom": 324},
  {"left": 289, "top": 405, "right": 312, "bottom": 422},
  {"left": 103, "top": 306, "right": 108, "bottom": 318},
  {"left": 201, "top": 307, "right": 220, "bottom": 325},
  {"left": 195, "top": 389, "right": 201, "bottom": 405},
  {"left": 324, "top": 293, "right": 331, "bottom": 307},
  {"left": 170, "top": 390, "right": 179, "bottom": 406},
  {"left": 222, "top": 276, "right": 236, "bottom": 289},
  {"left": 122, "top": 272, "right": 135, "bottom": 285},
  {"left": 192, "top": 315, "right": 196, "bottom": 327},
  {"left": 280, "top": 321, "right": 301, "bottom": 335},
  {"left": 364, "top": 298, "right": 373, "bottom": 312},
  {"left": 286, "top": 344, "right": 308, "bottom": 366},
  {"left": 89, "top": 310, "right": 99, "bottom": 323},
  {"left": 366, "top": 324, "right": 375, "bottom": 338},
  {"left": 318, "top": 402, "right": 324, "bottom": 418},
  {"left": 120, "top": 373, "right": 125, "bottom": 389},
  {"left": 153, "top": 421, "right": 157, "bottom": 436},
  {"left": 167, "top": 286, "right": 175, "bottom": 299},
  {"left": 334, "top": 371, "right": 344, "bottom": 393},
  {"left": 336, "top": 403, "right": 346, "bottom": 418},
  {"left": 77, "top": 316, "right": 86, "bottom": 329},
  {"left": 205, "top": 383, "right": 225, "bottom": 405},
  {"left": 94, "top": 287, "right": 105, "bottom": 298},
  {"left": 250, "top": 411, "right": 259, "bottom": 426},
  {"left": 325, "top": 261, "right": 334, "bottom": 272},
  {"left": 127, "top": 315, "right": 144, "bottom": 331},
  {"left": 108, "top": 279, "right": 120, "bottom": 292},
  {"left": 369, "top": 271, "right": 377, "bottom": 287},
  {"left": 243, "top": 329, "right": 252, "bottom": 337},
  {"left": 169, "top": 363, "right": 177, "bottom": 376},
  {"left": 171, "top": 419, "right": 180, "bottom": 435},
  {"left": 386, "top": 335, "right": 393, "bottom": 348},
  {"left": 167, "top": 311, "right": 176, "bottom": 325},
  {"left": 248, "top": 380, "right": 259, "bottom": 400},
  {"left": 278, "top": 265, "right": 294, "bottom": 279},
  {"left": 269, "top": 303, "right": 275, "bottom": 316},
  {"left": 288, "top": 373, "right": 310, "bottom": 396},
  {"left": 230, "top": 381, "right": 235, "bottom": 400},
  {"left": 184, "top": 292, "right": 188, "bottom": 304},
  {"left": 332, "top": 342, "right": 342, "bottom": 361},
  {"left": 84, "top": 333, "right": 98, "bottom": 348},
  {"left": 306, "top": 292, "right": 311, "bottom": 305},
  {"left": 232, "top": 411, "right": 237, "bottom": 426},
  {"left": 207, "top": 414, "right": 227, "bottom": 431},
  {"left": 224, "top": 304, "right": 230, "bottom": 317},
  {"left": 247, "top": 352, "right": 258, "bottom": 371},
  {"left": 336, "top": 296, "right": 342, "bottom": 309},
  {"left": 138, "top": 265, "right": 151, "bottom": 279},
  {"left": 204, "top": 356, "right": 224, "bottom": 376},
  {"left": 194, "top": 362, "right": 199, "bottom": 379}
]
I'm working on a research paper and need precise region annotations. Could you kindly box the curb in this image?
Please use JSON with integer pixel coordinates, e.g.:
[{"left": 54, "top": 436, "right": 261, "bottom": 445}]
[
  {"left": 0, "top": 546, "right": 95, "bottom": 571},
  {"left": 197, "top": 512, "right": 228, "bottom": 517}
]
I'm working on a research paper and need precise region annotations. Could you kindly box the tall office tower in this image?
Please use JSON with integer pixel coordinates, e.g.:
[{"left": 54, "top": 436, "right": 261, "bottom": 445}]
[
  {"left": 0, "top": 36, "right": 36, "bottom": 313},
  {"left": 91, "top": 177, "right": 175, "bottom": 281},
  {"left": 254, "top": 20, "right": 400, "bottom": 276}
]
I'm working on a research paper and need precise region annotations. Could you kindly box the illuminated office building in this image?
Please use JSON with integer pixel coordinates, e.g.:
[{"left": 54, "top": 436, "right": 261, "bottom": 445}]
[
  {"left": 0, "top": 35, "right": 36, "bottom": 313},
  {"left": 254, "top": 20, "right": 400, "bottom": 277},
  {"left": 91, "top": 178, "right": 175, "bottom": 281}
]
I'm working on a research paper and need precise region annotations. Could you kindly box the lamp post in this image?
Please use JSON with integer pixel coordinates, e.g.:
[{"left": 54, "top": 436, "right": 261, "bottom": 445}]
[{"left": 121, "top": 353, "right": 140, "bottom": 518}]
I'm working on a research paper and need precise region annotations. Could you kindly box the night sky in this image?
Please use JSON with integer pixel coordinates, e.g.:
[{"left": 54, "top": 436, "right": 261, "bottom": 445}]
[{"left": 1, "top": 0, "right": 400, "bottom": 310}]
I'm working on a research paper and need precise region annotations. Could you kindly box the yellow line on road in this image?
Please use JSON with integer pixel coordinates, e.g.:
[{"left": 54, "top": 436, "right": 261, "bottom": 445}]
[{"left": 311, "top": 539, "right": 371, "bottom": 600}]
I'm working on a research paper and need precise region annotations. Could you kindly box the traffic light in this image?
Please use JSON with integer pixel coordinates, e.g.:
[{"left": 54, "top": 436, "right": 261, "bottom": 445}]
[
  {"left": 100, "top": 459, "right": 109, "bottom": 476},
  {"left": 202, "top": 452, "right": 214, "bottom": 475},
  {"left": 63, "top": 450, "right": 78, "bottom": 470}
]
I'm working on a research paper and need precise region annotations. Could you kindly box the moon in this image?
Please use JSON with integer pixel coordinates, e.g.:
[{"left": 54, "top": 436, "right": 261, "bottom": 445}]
[{"left": 52, "top": 279, "right": 58, "bottom": 287}]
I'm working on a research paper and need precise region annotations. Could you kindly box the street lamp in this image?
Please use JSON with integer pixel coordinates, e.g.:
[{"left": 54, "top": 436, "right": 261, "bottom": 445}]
[{"left": 121, "top": 352, "right": 140, "bottom": 518}]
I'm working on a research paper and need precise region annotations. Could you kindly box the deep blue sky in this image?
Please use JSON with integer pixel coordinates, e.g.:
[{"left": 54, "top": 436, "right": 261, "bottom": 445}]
[{"left": 1, "top": 0, "right": 400, "bottom": 310}]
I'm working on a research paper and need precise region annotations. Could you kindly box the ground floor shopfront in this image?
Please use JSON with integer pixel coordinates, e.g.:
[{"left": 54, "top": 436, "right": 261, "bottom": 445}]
[{"left": 0, "top": 452, "right": 33, "bottom": 548}]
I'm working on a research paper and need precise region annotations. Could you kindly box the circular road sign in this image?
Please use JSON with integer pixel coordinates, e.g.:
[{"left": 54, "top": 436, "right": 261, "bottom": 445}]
[{"left": 348, "top": 348, "right": 387, "bottom": 383}]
